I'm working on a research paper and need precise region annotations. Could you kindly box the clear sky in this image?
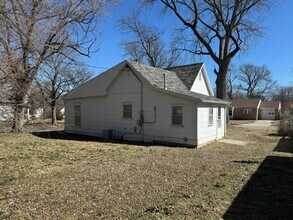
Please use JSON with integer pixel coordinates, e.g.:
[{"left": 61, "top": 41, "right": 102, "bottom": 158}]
[{"left": 83, "top": 0, "right": 293, "bottom": 88}]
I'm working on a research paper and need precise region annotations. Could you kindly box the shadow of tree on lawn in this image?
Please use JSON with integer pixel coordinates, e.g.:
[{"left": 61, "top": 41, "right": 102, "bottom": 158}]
[
  {"left": 224, "top": 156, "right": 293, "bottom": 219},
  {"left": 273, "top": 138, "right": 293, "bottom": 154},
  {"left": 31, "top": 131, "right": 194, "bottom": 148}
]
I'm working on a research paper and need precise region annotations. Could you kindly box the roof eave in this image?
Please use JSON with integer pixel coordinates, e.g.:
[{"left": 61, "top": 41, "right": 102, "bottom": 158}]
[{"left": 202, "top": 99, "right": 230, "bottom": 105}]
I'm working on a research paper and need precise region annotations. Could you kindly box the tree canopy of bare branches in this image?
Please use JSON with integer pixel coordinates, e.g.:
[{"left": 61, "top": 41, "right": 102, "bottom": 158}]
[
  {"left": 0, "top": 0, "right": 113, "bottom": 131},
  {"left": 237, "top": 64, "right": 276, "bottom": 99},
  {"left": 120, "top": 12, "right": 182, "bottom": 68},
  {"left": 37, "top": 52, "right": 92, "bottom": 125},
  {"left": 142, "top": 0, "right": 271, "bottom": 99}
]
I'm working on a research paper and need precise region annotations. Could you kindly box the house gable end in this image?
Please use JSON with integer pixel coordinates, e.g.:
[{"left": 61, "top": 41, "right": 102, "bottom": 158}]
[
  {"left": 63, "top": 61, "right": 127, "bottom": 100},
  {"left": 190, "top": 64, "right": 214, "bottom": 96}
]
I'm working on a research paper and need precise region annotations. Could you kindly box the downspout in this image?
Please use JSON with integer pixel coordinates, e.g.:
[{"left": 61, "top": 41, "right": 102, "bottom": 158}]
[{"left": 126, "top": 64, "right": 144, "bottom": 142}]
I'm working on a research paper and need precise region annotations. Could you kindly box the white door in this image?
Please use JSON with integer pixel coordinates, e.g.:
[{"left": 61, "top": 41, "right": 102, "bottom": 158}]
[{"left": 261, "top": 108, "right": 275, "bottom": 120}]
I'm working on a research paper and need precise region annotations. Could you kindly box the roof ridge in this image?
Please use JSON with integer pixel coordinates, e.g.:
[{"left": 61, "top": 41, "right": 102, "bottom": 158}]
[
  {"left": 127, "top": 60, "right": 176, "bottom": 74},
  {"left": 165, "top": 62, "right": 204, "bottom": 69}
]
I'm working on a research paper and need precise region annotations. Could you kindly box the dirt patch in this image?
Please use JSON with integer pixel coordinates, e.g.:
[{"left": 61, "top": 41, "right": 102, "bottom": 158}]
[{"left": 218, "top": 139, "right": 248, "bottom": 146}]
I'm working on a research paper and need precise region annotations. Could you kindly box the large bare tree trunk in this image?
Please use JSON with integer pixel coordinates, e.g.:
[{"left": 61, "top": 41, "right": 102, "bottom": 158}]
[
  {"left": 51, "top": 101, "right": 57, "bottom": 125},
  {"left": 12, "top": 106, "right": 25, "bottom": 132},
  {"left": 216, "top": 60, "right": 230, "bottom": 100},
  {"left": 12, "top": 92, "right": 29, "bottom": 132}
]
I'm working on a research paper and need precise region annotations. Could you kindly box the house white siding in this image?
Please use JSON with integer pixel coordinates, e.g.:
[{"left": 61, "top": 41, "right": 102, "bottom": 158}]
[
  {"left": 142, "top": 87, "right": 197, "bottom": 145},
  {"left": 190, "top": 70, "right": 209, "bottom": 95},
  {"left": 65, "top": 69, "right": 198, "bottom": 146},
  {"left": 196, "top": 106, "right": 225, "bottom": 145},
  {"left": 64, "top": 60, "right": 228, "bottom": 147}
]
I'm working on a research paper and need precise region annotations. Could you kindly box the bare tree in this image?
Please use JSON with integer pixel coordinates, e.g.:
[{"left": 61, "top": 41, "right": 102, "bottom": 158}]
[
  {"left": 271, "top": 86, "right": 293, "bottom": 106},
  {"left": 142, "top": 0, "right": 270, "bottom": 99},
  {"left": 37, "top": 53, "right": 92, "bottom": 125},
  {"left": 237, "top": 64, "right": 276, "bottom": 99},
  {"left": 120, "top": 12, "right": 182, "bottom": 68},
  {"left": 0, "top": 0, "right": 113, "bottom": 131},
  {"left": 227, "top": 64, "right": 238, "bottom": 99}
]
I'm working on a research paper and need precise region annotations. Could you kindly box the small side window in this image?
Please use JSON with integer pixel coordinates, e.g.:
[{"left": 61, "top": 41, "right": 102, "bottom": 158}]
[
  {"left": 244, "top": 109, "right": 252, "bottom": 114},
  {"left": 74, "top": 105, "right": 81, "bottom": 127},
  {"left": 218, "top": 107, "right": 221, "bottom": 127},
  {"left": 208, "top": 107, "right": 213, "bottom": 126},
  {"left": 123, "top": 104, "right": 132, "bottom": 118},
  {"left": 171, "top": 106, "right": 183, "bottom": 126}
]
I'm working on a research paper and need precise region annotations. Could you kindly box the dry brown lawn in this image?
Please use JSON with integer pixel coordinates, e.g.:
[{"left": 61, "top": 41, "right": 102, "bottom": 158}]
[{"left": 0, "top": 126, "right": 292, "bottom": 219}]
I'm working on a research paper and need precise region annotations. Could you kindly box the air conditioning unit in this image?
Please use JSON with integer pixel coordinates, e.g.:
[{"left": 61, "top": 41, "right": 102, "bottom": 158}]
[{"left": 102, "top": 129, "right": 115, "bottom": 141}]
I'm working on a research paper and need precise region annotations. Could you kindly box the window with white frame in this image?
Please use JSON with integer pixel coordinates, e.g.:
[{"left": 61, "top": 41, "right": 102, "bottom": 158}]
[
  {"left": 244, "top": 109, "right": 252, "bottom": 114},
  {"left": 218, "top": 107, "right": 221, "bottom": 127},
  {"left": 123, "top": 104, "right": 132, "bottom": 118},
  {"left": 208, "top": 107, "right": 214, "bottom": 126},
  {"left": 74, "top": 104, "right": 81, "bottom": 127},
  {"left": 171, "top": 106, "right": 183, "bottom": 126}
]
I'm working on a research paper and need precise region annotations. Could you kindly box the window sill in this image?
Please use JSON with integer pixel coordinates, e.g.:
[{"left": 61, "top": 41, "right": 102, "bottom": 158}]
[
  {"left": 122, "top": 117, "right": 133, "bottom": 120},
  {"left": 208, "top": 124, "right": 214, "bottom": 127},
  {"left": 170, "top": 124, "right": 184, "bottom": 127}
]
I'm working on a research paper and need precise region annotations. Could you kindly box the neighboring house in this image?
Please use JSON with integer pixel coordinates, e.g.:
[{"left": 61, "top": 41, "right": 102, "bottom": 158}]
[
  {"left": 229, "top": 99, "right": 261, "bottom": 120},
  {"left": 63, "top": 60, "right": 229, "bottom": 147},
  {"left": 0, "top": 105, "right": 13, "bottom": 121},
  {"left": 0, "top": 106, "right": 42, "bottom": 122},
  {"left": 229, "top": 99, "right": 281, "bottom": 120}
]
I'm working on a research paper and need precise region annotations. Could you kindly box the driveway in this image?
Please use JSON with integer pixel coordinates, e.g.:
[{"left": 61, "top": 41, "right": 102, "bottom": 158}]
[{"left": 234, "top": 120, "right": 278, "bottom": 130}]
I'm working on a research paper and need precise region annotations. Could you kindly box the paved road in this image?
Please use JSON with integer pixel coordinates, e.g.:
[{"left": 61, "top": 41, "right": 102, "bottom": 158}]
[{"left": 234, "top": 120, "right": 278, "bottom": 130}]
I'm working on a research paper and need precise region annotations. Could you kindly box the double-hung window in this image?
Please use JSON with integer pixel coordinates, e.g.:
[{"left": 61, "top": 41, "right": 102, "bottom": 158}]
[
  {"left": 123, "top": 104, "right": 132, "bottom": 118},
  {"left": 171, "top": 106, "right": 183, "bottom": 126},
  {"left": 74, "top": 104, "right": 81, "bottom": 127},
  {"left": 208, "top": 107, "right": 214, "bottom": 126},
  {"left": 218, "top": 107, "right": 221, "bottom": 127}
]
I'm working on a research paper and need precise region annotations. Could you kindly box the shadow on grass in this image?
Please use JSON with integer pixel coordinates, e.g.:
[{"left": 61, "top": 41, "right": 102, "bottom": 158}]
[
  {"left": 273, "top": 138, "right": 293, "bottom": 154},
  {"left": 31, "top": 131, "right": 194, "bottom": 148},
  {"left": 224, "top": 156, "right": 293, "bottom": 219}
]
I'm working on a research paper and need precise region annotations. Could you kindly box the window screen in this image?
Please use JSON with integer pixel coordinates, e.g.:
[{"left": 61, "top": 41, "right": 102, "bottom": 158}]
[
  {"left": 123, "top": 104, "right": 132, "bottom": 118},
  {"left": 74, "top": 105, "right": 81, "bottom": 127},
  {"left": 172, "top": 106, "right": 183, "bottom": 126}
]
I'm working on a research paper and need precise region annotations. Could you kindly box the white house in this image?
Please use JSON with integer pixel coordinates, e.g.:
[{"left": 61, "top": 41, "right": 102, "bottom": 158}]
[{"left": 63, "top": 60, "right": 229, "bottom": 147}]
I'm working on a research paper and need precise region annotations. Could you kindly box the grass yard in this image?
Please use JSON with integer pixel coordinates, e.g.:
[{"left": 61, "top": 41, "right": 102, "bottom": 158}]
[{"left": 0, "top": 126, "right": 292, "bottom": 219}]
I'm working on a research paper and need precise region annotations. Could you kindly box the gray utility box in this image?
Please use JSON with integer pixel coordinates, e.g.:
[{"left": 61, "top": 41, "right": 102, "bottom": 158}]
[{"left": 102, "top": 129, "right": 115, "bottom": 141}]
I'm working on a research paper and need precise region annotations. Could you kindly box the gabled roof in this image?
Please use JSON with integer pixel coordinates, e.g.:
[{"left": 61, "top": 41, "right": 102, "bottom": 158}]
[
  {"left": 128, "top": 61, "right": 227, "bottom": 104},
  {"left": 260, "top": 101, "right": 280, "bottom": 109},
  {"left": 230, "top": 99, "right": 261, "bottom": 108},
  {"left": 64, "top": 60, "right": 229, "bottom": 104},
  {"left": 165, "top": 63, "right": 204, "bottom": 90}
]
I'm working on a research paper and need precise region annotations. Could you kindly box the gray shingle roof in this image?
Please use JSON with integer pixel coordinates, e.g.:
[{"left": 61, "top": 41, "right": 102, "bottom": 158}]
[
  {"left": 128, "top": 61, "right": 228, "bottom": 104},
  {"left": 260, "top": 101, "right": 280, "bottom": 108},
  {"left": 165, "top": 63, "right": 204, "bottom": 90},
  {"left": 230, "top": 99, "right": 261, "bottom": 108}
]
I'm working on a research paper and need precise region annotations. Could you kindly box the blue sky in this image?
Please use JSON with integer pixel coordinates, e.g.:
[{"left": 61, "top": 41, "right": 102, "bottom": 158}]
[{"left": 84, "top": 0, "right": 293, "bottom": 87}]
